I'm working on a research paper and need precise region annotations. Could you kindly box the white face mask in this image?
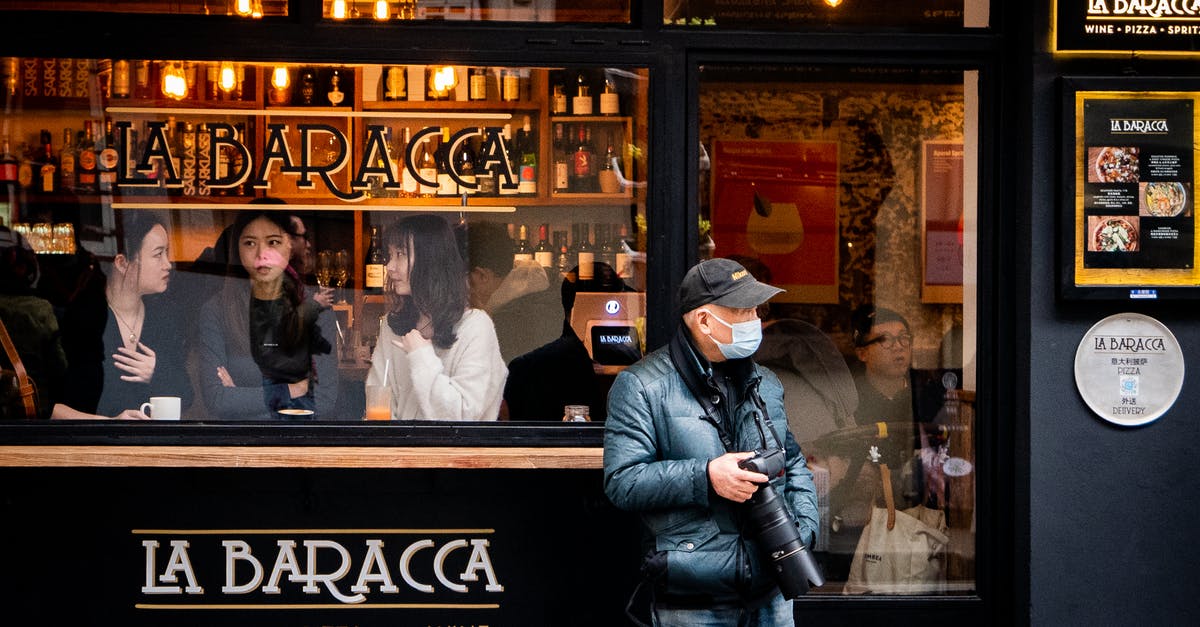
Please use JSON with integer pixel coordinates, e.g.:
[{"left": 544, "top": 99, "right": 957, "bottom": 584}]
[{"left": 700, "top": 309, "right": 762, "bottom": 359}]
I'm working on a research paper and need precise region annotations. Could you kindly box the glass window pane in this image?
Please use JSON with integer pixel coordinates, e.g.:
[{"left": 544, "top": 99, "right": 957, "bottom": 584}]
[
  {"left": 1, "top": 1, "right": 288, "bottom": 17},
  {"left": 698, "top": 63, "right": 977, "bottom": 594},
  {"left": 322, "top": 0, "right": 630, "bottom": 24},
  {"left": 0, "top": 58, "right": 649, "bottom": 424},
  {"left": 667, "top": 0, "right": 988, "bottom": 30}
]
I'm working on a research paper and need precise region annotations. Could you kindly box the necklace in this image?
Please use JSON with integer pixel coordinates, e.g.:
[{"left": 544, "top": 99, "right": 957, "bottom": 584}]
[{"left": 109, "top": 303, "right": 144, "bottom": 344}]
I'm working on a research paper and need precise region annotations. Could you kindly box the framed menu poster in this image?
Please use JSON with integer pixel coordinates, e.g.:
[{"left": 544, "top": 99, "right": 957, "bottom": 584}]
[{"left": 1061, "top": 77, "right": 1200, "bottom": 300}]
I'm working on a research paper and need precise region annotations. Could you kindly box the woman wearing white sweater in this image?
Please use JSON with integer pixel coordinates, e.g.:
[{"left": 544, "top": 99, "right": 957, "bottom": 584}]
[{"left": 365, "top": 215, "right": 505, "bottom": 421}]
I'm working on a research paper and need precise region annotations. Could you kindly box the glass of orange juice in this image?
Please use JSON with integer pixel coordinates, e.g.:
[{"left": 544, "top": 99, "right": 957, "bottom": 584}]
[{"left": 364, "top": 384, "right": 391, "bottom": 421}]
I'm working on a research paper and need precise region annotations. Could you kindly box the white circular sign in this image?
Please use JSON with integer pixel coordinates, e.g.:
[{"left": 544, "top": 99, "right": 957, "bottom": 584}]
[
  {"left": 604, "top": 299, "right": 621, "bottom": 315},
  {"left": 1074, "top": 313, "right": 1185, "bottom": 427}
]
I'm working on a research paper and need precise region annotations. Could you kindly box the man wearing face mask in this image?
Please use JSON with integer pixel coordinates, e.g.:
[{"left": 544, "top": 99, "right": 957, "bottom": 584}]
[{"left": 604, "top": 258, "right": 819, "bottom": 627}]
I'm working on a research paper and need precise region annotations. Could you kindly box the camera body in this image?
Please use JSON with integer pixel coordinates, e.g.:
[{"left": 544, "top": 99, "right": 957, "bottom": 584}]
[{"left": 738, "top": 448, "right": 825, "bottom": 598}]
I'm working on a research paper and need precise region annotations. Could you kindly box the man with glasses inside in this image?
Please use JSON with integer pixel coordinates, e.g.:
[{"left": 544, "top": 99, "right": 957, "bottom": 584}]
[{"left": 850, "top": 305, "right": 917, "bottom": 425}]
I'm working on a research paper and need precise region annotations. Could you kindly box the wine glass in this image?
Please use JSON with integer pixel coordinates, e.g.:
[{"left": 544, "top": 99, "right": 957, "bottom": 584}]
[
  {"left": 315, "top": 250, "right": 333, "bottom": 288},
  {"left": 333, "top": 249, "right": 350, "bottom": 303}
]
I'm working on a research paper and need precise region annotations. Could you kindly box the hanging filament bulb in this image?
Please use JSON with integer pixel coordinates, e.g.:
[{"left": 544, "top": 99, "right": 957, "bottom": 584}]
[
  {"left": 332, "top": 0, "right": 348, "bottom": 19},
  {"left": 161, "top": 62, "right": 188, "bottom": 100},
  {"left": 374, "top": 0, "right": 389, "bottom": 20},
  {"left": 251, "top": 0, "right": 263, "bottom": 18},
  {"left": 432, "top": 65, "right": 457, "bottom": 96},
  {"left": 824, "top": 0, "right": 843, "bottom": 6},
  {"left": 271, "top": 66, "right": 290, "bottom": 89},
  {"left": 268, "top": 65, "right": 292, "bottom": 105},
  {"left": 219, "top": 62, "right": 237, "bottom": 93},
  {"left": 235, "top": 0, "right": 252, "bottom": 16}
]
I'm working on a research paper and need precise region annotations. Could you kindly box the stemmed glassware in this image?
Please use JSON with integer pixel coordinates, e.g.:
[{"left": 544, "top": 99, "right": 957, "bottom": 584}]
[
  {"left": 333, "top": 249, "right": 350, "bottom": 303},
  {"left": 315, "top": 250, "right": 333, "bottom": 289}
]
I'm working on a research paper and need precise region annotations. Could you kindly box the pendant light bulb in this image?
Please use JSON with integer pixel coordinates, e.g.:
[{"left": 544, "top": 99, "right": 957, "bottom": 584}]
[
  {"left": 825, "top": 0, "right": 843, "bottom": 7},
  {"left": 235, "top": 0, "right": 252, "bottom": 16},
  {"left": 161, "top": 62, "right": 188, "bottom": 100},
  {"left": 374, "top": 0, "right": 389, "bottom": 20},
  {"left": 332, "top": 0, "right": 347, "bottom": 19},
  {"left": 271, "top": 66, "right": 290, "bottom": 89},
  {"left": 219, "top": 62, "right": 237, "bottom": 93}
]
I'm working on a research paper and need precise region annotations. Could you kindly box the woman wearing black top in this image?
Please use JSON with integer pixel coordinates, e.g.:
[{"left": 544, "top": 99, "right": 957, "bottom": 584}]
[
  {"left": 196, "top": 209, "right": 335, "bottom": 419},
  {"left": 54, "top": 212, "right": 190, "bottom": 419}
]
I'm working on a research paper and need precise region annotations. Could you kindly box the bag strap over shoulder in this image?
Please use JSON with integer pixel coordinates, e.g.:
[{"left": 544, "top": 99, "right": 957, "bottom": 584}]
[{"left": 0, "top": 317, "right": 37, "bottom": 419}]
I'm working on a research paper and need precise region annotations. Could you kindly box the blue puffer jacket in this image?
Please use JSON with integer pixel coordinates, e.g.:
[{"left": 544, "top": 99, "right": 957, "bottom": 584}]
[{"left": 604, "top": 327, "right": 819, "bottom": 603}]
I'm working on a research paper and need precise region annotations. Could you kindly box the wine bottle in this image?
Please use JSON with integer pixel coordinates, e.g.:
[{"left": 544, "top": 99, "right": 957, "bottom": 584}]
[
  {"left": 457, "top": 131, "right": 478, "bottom": 195},
  {"left": 383, "top": 66, "right": 407, "bottom": 101},
  {"left": 501, "top": 68, "right": 520, "bottom": 102},
  {"left": 111, "top": 60, "right": 131, "bottom": 99},
  {"left": 298, "top": 67, "right": 317, "bottom": 105},
  {"left": 0, "top": 136, "right": 19, "bottom": 187},
  {"left": 469, "top": 67, "right": 488, "bottom": 101},
  {"left": 553, "top": 231, "right": 570, "bottom": 277},
  {"left": 37, "top": 130, "right": 59, "bottom": 194},
  {"left": 553, "top": 123, "right": 569, "bottom": 194},
  {"left": 364, "top": 225, "right": 386, "bottom": 294},
  {"left": 570, "top": 125, "right": 595, "bottom": 193},
  {"left": 517, "top": 116, "right": 537, "bottom": 195},
  {"left": 615, "top": 223, "right": 632, "bottom": 279},
  {"left": 599, "top": 132, "right": 621, "bottom": 194},
  {"left": 326, "top": 68, "right": 347, "bottom": 106},
  {"left": 436, "top": 127, "right": 455, "bottom": 196},
  {"left": 399, "top": 126, "right": 418, "bottom": 197},
  {"left": 59, "top": 128, "right": 76, "bottom": 192},
  {"left": 498, "top": 124, "right": 518, "bottom": 197},
  {"left": 552, "top": 83, "right": 568, "bottom": 115},
  {"left": 599, "top": 78, "right": 620, "bottom": 115},
  {"left": 97, "top": 118, "right": 119, "bottom": 193},
  {"left": 572, "top": 72, "right": 592, "bottom": 115},
  {"left": 575, "top": 222, "right": 594, "bottom": 281},
  {"left": 513, "top": 224, "right": 533, "bottom": 263},
  {"left": 77, "top": 121, "right": 98, "bottom": 194},
  {"left": 416, "top": 133, "right": 438, "bottom": 197},
  {"left": 534, "top": 223, "right": 553, "bottom": 269}
]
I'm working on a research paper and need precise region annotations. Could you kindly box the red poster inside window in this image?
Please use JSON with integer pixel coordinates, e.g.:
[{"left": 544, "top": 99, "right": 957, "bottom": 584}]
[{"left": 711, "top": 140, "right": 839, "bottom": 303}]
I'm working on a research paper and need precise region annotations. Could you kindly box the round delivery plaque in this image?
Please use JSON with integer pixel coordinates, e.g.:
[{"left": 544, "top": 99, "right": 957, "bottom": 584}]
[{"left": 1074, "top": 313, "right": 1184, "bottom": 427}]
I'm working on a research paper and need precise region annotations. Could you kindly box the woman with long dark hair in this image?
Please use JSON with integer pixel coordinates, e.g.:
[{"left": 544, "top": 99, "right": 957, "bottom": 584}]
[
  {"left": 195, "top": 209, "right": 337, "bottom": 419},
  {"left": 52, "top": 211, "right": 189, "bottom": 419},
  {"left": 365, "top": 214, "right": 505, "bottom": 421}
]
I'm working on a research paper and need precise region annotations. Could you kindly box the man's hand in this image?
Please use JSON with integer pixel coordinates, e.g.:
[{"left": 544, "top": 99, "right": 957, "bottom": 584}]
[{"left": 708, "top": 451, "right": 768, "bottom": 503}]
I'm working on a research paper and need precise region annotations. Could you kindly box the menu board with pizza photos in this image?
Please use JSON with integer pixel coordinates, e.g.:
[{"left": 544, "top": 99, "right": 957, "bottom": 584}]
[{"left": 1063, "top": 79, "right": 1200, "bottom": 299}]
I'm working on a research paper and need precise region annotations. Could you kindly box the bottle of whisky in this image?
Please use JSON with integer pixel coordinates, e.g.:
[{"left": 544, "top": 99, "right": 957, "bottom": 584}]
[
  {"left": 77, "top": 121, "right": 98, "bottom": 194},
  {"left": 59, "top": 128, "right": 76, "bottom": 193},
  {"left": 37, "top": 130, "right": 58, "bottom": 194},
  {"left": 364, "top": 225, "right": 387, "bottom": 294}
]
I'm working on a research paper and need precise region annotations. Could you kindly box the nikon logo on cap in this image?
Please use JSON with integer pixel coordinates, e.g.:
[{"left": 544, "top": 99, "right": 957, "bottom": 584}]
[{"left": 731, "top": 270, "right": 748, "bottom": 281}]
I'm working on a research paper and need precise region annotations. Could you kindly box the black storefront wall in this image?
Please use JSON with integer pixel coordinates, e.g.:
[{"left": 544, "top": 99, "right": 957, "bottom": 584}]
[
  {"left": 0, "top": 465, "right": 641, "bottom": 626},
  {"left": 1030, "top": 3, "right": 1200, "bottom": 626}
]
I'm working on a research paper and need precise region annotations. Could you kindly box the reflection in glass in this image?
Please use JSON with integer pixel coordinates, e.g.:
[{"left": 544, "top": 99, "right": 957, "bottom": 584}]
[{"left": 698, "top": 63, "right": 975, "bottom": 596}]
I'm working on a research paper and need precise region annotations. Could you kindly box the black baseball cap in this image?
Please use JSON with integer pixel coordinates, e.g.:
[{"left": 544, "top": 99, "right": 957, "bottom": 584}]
[{"left": 678, "top": 258, "right": 784, "bottom": 313}]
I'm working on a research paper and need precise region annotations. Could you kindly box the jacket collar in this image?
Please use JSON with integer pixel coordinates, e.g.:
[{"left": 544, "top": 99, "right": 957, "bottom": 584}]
[{"left": 669, "top": 323, "right": 761, "bottom": 407}]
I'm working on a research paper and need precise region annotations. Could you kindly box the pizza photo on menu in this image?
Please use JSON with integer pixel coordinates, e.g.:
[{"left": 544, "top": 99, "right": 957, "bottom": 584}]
[
  {"left": 1087, "top": 146, "right": 1140, "bottom": 184},
  {"left": 1087, "top": 215, "right": 1140, "bottom": 253}
]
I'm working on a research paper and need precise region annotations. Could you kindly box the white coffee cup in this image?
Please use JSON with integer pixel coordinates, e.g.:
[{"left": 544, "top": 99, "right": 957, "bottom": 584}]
[{"left": 140, "top": 396, "right": 181, "bottom": 420}]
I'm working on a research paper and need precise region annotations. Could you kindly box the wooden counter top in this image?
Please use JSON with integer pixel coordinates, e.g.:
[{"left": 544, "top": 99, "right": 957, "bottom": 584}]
[{"left": 0, "top": 445, "right": 604, "bottom": 469}]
